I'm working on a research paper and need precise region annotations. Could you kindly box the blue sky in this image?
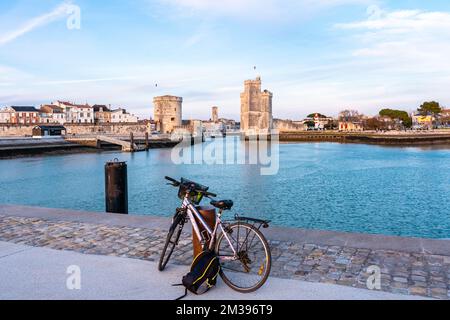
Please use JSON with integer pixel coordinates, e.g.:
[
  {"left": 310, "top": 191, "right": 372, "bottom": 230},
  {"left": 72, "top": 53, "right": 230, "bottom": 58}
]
[{"left": 1, "top": 0, "right": 450, "bottom": 120}]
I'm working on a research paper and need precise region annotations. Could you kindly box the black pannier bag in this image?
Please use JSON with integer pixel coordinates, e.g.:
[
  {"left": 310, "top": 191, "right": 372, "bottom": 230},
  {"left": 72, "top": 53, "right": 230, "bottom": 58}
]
[{"left": 174, "top": 250, "right": 220, "bottom": 300}]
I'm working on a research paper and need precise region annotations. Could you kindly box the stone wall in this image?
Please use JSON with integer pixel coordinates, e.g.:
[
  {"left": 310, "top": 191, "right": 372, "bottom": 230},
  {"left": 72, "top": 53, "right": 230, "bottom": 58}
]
[
  {"left": 0, "top": 123, "right": 149, "bottom": 137},
  {"left": 273, "top": 119, "right": 306, "bottom": 132},
  {"left": 64, "top": 123, "right": 149, "bottom": 135},
  {"left": 0, "top": 124, "right": 34, "bottom": 137}
]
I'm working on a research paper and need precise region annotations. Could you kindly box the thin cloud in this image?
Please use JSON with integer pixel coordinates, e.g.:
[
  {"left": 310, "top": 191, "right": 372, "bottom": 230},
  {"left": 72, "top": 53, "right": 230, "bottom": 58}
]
[
  {"left": 34, "top": 76, "right": 138, "bottom": 86},
  {"left": 336, "top": 8, "right": 450, "bottom": 32},
  {"left": 335, "top": 7, "right": 450, "bottom": 63},
  {"left": 0, "top": 1, "right": 73, "bottom": 46},
  {"left": 160, "top": 0, "right": 372, "bottom": 21}
]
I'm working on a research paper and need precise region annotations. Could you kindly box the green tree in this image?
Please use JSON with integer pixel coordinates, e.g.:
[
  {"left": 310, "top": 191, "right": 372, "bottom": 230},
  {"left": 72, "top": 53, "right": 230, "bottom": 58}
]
[
  {"left": 307, "top": 113, "right": 327, "bottom": 118},
  {"left": 379, "top": 108, "right": 412, "bottom": 128},
  {"left": 304, "top": 120, "right": 315, "bottom": 128},
  {"left": 418, "top": 101, "right": 441, "bottom": 116}
]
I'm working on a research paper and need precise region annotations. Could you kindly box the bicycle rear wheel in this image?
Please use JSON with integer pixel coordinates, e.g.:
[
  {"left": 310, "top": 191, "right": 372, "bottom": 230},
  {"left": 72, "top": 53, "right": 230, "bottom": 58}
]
[
  {"left": 158, "top": 212, "right": 184, "bottom": 271},
  {"left": 216, "top": 222, "right": 271, "bottom": 293}
]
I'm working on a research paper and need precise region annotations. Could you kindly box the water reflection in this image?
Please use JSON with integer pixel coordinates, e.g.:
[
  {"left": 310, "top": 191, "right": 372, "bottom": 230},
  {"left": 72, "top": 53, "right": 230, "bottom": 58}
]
[{"left": 1, "top": 138, "right": 449, "bottom": 239}]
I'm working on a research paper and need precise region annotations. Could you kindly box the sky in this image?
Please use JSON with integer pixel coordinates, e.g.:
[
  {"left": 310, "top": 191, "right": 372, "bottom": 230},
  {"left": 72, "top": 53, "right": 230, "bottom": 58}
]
[{"left": 1, "top": 0, "right": 450, "bottom": 120}]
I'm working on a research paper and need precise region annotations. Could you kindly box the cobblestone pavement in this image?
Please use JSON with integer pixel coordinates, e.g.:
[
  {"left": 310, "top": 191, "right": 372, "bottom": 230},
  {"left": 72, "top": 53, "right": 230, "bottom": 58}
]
[{"left": 0, "top": 215, "right": 449, "bottom": 299}]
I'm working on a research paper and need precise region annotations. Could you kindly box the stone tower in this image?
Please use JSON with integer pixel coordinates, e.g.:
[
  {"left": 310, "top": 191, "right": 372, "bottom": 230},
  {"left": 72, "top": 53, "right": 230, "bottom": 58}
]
[
  {"left": 153, "top": 95, "right": 182, "bottom": 134},
  {"left": 240, "top": 76, "right": 273, "bottom": 135},
  {"left": 212, "top": 106, "right": 219, "bottom": 123}
]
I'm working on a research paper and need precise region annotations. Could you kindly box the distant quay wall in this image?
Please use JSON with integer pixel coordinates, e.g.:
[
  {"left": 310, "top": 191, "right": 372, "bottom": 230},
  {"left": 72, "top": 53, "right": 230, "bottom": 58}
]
[
  {"left": 0, "top": 123, "right": 149, "bottom": 137},
  {"left": 0, "top": 138, "right": 92, "bottom": 158},
  {"left": 280, "top": 131, "right": 450, "bottom": 145}
]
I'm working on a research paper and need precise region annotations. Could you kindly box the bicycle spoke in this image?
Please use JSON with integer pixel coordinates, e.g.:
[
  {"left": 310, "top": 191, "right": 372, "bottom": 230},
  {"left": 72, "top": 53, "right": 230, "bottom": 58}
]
[
  {"left": 217, "top": 223, "right": 271, "bottom": 292},
  {"left": 246, "top": 231, "right": 259, "bottom": 251},
  {"left": 224, "top": 224, "right": 258, "bottom": 254}
]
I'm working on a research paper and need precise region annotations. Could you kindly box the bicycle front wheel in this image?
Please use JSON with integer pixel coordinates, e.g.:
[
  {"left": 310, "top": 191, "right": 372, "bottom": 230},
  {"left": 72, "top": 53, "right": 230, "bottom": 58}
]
[
  {"left": 216, "top": 222, "right": 271, "bottom": 293},
  {"left": 158, "top": 213, "right": 184, "bottom": 271}
]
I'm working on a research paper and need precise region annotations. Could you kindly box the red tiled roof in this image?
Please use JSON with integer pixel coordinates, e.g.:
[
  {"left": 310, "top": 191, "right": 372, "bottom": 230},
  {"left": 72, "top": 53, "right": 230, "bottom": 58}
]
[
  {"left": 41, "top": 105, "right": 64, "bottom": 113},
  {"left": 57, "top": 101, "right": 91, "bottom": 108}
]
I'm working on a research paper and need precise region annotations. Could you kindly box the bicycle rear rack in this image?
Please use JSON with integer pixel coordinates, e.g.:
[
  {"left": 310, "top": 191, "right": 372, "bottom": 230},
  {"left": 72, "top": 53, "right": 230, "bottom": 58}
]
[{"left": 234, "top": 214, "right": 271, "bottom": 231}]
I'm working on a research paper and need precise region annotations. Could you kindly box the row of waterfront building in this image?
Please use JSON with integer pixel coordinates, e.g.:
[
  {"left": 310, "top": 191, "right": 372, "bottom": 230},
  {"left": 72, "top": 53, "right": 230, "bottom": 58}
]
[
  {"left": 0, "top": 77, "right": 302, "bottom": 136},
  {"left": 0, "top": 96, "right": 239, "bottom": 137},
  {"left": 1, "top": 77, "right": 449, "bottom": 136},
  {"left": 0, "top": 101, "right": 138, "bottom": 125}
]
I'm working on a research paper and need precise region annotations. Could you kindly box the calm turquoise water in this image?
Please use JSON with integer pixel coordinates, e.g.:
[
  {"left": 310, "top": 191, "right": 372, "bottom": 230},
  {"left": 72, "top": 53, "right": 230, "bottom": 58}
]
[{"left": 1, "top": 139, "right": 449, "bottom": 239}]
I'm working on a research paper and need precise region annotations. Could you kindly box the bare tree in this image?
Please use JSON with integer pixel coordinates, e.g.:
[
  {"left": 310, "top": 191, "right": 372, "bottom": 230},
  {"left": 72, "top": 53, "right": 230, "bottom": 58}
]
[{"left": 339, "top": 109, "right": 362, "bottom": 122}]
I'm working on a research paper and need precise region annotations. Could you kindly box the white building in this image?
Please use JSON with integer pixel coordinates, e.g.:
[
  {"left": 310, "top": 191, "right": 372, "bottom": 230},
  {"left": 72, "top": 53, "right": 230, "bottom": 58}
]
[
  {"left": 0, "top": 107, "right": 13, "bottom": 123},
  {"left": 203, "top": 121, "right": 225, "bottom": 137},
  {"left": 219, "top": 118, "right": 238, "bottom": 131},
  {"left": 39, "top": 105, "right": 66, "bottom": 124},
  {"left": 312, "top": 114, "right": 334, "bottom": 130},
  {"left": 110, "top": 108, "right": 138, "bottom": 123},
  {"left": 53, "top": 101, "right": 94, "bottom": 124}
]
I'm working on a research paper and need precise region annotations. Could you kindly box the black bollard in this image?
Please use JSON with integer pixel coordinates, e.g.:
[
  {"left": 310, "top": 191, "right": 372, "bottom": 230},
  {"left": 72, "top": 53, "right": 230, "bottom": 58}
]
[
  {"left": 145, "top": 132, "right": 149, "bottom": 150},
  {"left": 105, "top": 159, "right": 128, "bottom": 214},
  {"left": 130, "top": 132, "right": 135, "bottom": 152}
]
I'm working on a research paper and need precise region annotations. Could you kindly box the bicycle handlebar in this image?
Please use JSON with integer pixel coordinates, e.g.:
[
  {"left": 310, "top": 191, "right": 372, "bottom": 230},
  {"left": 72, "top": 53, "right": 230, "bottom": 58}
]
[
  {"left": 165, "top": 176, "right": 180, "bottom": 186},
  {"left": 202, "top": 190, "right": 217, "bottom": 198},
  {"left": 164, "top": 176, "right": 216, "bottom": 198}
]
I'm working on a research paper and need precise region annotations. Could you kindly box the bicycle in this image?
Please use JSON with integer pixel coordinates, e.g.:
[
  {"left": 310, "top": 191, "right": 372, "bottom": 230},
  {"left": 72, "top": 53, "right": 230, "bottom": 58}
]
[{"left": 158, "top": 176, "right": 272, "bottom": 293}]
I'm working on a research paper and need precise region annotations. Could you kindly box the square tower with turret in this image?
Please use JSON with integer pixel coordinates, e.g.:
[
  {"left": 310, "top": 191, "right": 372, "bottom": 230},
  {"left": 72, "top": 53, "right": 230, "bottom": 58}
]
[
  {"left": 212, "top": 106, "right": 219, "bottom": 123},
  {"left": 240, "top": 77, "right": 273, "bottom": 135}
]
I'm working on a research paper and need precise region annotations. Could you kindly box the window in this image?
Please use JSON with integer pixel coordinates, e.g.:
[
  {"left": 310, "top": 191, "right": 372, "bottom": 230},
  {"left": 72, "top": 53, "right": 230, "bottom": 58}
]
[{"left": 171, "top": 117, "right": 175, "bottom": 121}]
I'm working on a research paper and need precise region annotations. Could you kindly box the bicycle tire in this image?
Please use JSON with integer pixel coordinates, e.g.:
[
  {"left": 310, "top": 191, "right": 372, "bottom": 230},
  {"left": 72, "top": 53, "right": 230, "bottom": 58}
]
[
  {"left": 216, "top": 222, "right": 271, "bottom": 293},
  {"left": 158, "top": 213, "right": 184, "bottom": 271}
]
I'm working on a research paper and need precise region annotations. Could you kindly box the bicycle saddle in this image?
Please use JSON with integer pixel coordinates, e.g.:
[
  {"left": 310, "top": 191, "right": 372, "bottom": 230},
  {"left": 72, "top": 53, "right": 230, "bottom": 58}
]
[{"left": 210, "top": 200, "right": 234, "bottom": 210}]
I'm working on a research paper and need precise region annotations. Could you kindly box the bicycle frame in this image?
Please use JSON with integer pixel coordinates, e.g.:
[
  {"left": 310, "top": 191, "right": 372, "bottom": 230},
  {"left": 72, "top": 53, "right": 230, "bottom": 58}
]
[{"left": 181, "top": 194, "right": 237, "bottom": 261}]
